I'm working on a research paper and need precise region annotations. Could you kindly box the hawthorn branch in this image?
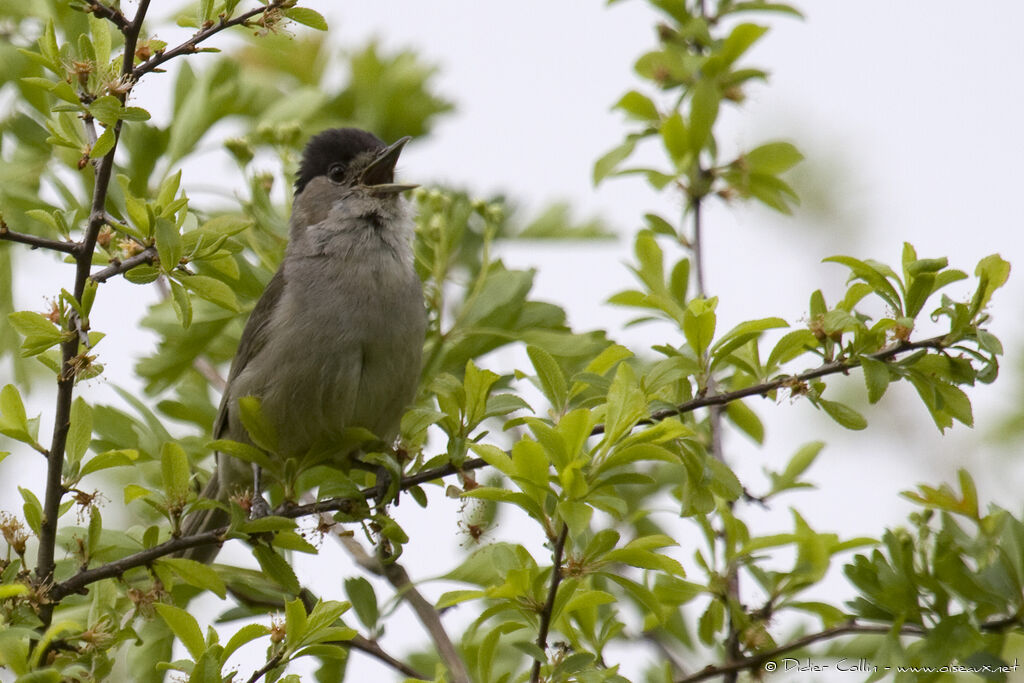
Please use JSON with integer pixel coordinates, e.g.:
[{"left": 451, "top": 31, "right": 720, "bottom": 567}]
[
  {"left": 530, "top": 523, "right": 569, "bottom": 683},
  {"left": 589, "top": 334, "right": 951, "bottom": 436},
  {"left": 35, "top": 0, "right": 152, "bottom": 627},
  {"left": 85, "top": 2, "right": 131, "bottom": 32},
  {"left": 339, "top": 536, "right": 468, "bottom": 683},
  {"left": 132, "top": 0, "right": 291, "bottom": 80},
  {"left": 89, "top": 247, "right": 158, "bottom": 283},
  {"left": 0, "top": 222, "right": 77, "bottom": 254}
]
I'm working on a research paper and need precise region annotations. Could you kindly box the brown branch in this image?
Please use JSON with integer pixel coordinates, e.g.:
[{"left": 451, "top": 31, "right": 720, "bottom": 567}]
[
  {"left": 35, "top": 0, "right": 152, "bottom": 627},
  {"left": 339, "top": 536, "right": 468, "bottom": 683},
  {"left": 590, "top": 334, "right": 950, "bottom": 436},
  {"left": 246, "top": 651, "right": 285, "bottom": 683},
  {"left": 530, "top": 523, "right": 569, "bottom": 683},
  {"left": 132, "top": 1, "right": 291, "bottom": 80},
  {"left": 0, "top": 222, "right": 77, "bottom": 254},
  {"left": 676, "top": 621, "right": 924, "bottom": 683},
  {"left": 85, "top": 2, "right": 131, "bottom": 32},
  {"left": 49, "top": 459, "right": 487, "bottom": 600},
  {"left": 88, "top": 247, "right": 157, "bottom": 283}
]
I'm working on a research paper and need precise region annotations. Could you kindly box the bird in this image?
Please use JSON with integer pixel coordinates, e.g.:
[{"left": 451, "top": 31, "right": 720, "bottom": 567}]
[{"left": 178, "top": 128, "right": 426, "bottom": 563}]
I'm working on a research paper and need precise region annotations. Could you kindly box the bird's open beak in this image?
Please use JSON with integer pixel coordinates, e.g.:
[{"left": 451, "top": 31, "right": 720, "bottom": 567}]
[{"left": 361, "top": 136, "right": 418, "bottom": 195}]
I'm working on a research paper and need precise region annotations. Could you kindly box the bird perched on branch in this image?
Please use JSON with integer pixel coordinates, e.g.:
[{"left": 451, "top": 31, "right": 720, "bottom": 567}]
[{"left": 179, "top": 128, "right": 426, "bottom": 562}]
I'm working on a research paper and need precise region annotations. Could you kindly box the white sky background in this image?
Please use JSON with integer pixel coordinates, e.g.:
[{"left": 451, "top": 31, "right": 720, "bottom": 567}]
[{"left": 4, "top": 1, "right": 1024, "bottom": 681}]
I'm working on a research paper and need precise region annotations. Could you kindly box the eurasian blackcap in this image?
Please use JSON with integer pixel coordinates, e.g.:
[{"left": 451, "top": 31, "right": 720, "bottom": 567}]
[{"left": 179, "top": 128, "right": 426, "bottom": 562}]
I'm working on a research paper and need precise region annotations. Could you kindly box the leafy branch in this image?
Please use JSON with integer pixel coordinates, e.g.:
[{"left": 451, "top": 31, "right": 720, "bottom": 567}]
[{"left": 530, "top": 523, "right": 569, "bottom": 683}]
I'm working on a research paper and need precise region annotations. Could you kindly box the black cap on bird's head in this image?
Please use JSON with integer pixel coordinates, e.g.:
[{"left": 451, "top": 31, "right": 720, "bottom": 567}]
[{"left": 294, "top": 128, "right": 416, "bottom": 196}]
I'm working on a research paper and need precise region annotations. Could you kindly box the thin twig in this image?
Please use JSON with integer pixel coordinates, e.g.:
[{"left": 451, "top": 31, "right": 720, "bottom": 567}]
[
  {"left": 89, "top": 247, "right": 158, "bottom": 283},
  {"left": 590, "top": 334, "right": 950, "bottom": 436},
  {"left": 85, "top": 2, "right": 131, "bottom": 32},
  {"left": 246, "top": 651, "right": 285, "bottom": 683},
  {"left": 0, "top": 222, "right": 77, "bottom": 254},
  {"left": 530, "top": 523, "right": 569, "bottom": 683},
  {"left": 35, "top": 0, "right": 153, "bottom": 628},
  {"left": 132, "top": 1, "right": 291, "bottom": 80},
  {"left": 339, "top": 536, "right": 469, "bottom": 683}
]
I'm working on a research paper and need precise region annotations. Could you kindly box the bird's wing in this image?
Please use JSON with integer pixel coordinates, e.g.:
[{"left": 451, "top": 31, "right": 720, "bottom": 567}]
[{"left": 212, "top": 267, "right": 287, "bottom": 439}]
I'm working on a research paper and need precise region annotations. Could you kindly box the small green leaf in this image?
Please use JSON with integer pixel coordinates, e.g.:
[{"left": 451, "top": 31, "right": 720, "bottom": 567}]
[
  {"left": 154, "top": 217, "right": 182, "bottom": 273},
  {"left": 160, "top": 442, "right": 191, "bottom": 504},
  {"left": 817, "top": 399, "right": 867, "bottom": 430},
  {"left": 66, "top": 397, "right": 93, "bottom": 466},
  {"left": 236, "top": 397, "right": 278, "bottom": 454},
  {"left": 527, "top": 345, "right": 568, "bottom": 412},
  {"left": 159, "top": 557, "right": 227, "bottom": 598},
  {"left": 593, "top": 137, "right": 637, "bottom": 185},
  {"left": 253, "top": 546, "right": 300, "bottom": 594},
  {"left": 689, "top": 80, "right": 720, "bottom": 152},
  {"left": 178, "top": 274, "right": 239, "bottom": 311},
  {"left": 614, "top": 90, "right": 659, "bottom": 121},
  {"left": 80, "top": 449, "right": 139, "bottom": 477},
  {"left": 660, "top": 111, "right": 689, "bottom": 164},
  {"left": 344, "top": 577, "right": 379, "bottom": 630},
  {"left": 285, "top": 7, "right": 329, "bottom": 30},
  {"left": 860, "top": 357, "right": 891, "bottom": 404},
  {"left": 91, "top": 126, "right": 115, "bottom": 158},
  {"left": 744, "top": 141, "right": 803, "bottom": 174},
  {"left": 155, "top": 604, "right": 205, "bottom": 659},
  {"left": 169, "top": 279, "right": 192, "bottom": 328}
]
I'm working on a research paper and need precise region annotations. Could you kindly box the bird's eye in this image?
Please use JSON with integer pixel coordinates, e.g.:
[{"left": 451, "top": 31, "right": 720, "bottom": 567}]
[{"left": 327, "top": 164, "right": 345, "bottom": 184}]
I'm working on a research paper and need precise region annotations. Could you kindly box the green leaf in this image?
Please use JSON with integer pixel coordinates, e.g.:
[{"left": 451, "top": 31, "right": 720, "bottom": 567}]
[
  {"left": 210, "top": 438, "right": 274, "bottom": 470},
  {"left": 80, "top": 449, "right": 139, "bottom": 477},
  {"left": 91, "top": 126, "right": 115, "bottom": 158},
  {"left": 66, "top": 397, "right": 93, "bottom": 466},
  {"left": 7, "top": 311, "right": 63, "bottom": 357},
  {"left": 614, "top": 90, "right": 658, "bottom": 121},
  {"left": 689, "top": 80, "right": 720, "bottom": 151},
  {"left": 720, "top": 23, "right": 769, "bottom": 65},
  {"left": 0, "top": 385, "right": 31, "bottom": 440},
  {"left": 344, "top": 577, "right": 379, "bottom": 630},
  {"left": 155, "top": 217, "right": 182, "bottom": 273},
  {"left": 159, "top": 557, "right": 227, "bottom": 598},
  {"left": 660, "top": 111, "right": 690, "bottom": 164},
  {"left": 769, "top": 441, "right": 824, "bottom": 494},
  {"left": 860, "top": 357, "right": 891, "bottom": 404},
  {"left": 169, "top": 279, "right": 192, "bottom": 328},
  {"left": 527, "top": 345, "right": 568, "bottom": 412},
  {"left": 161, "top": 442, "right": 191, "bottom": 504},
  {"left": 744, "top": 141, "right": 803, "bottom": 174},
  {"left": 177, "top": 274, "right": 239, "bottom": 311},
  {"left": 593, "top": 137, "right": 637, "bottom": 185},
  {"left": 236, "top": 396, "right": 278, "bottom": 454},
  {"left": 682, "top": 297, "right": 717, "bottom": 358},
  {"left": 223, "top": 624, "right": 271, "bottom": 662},
  {"left": 253, "top": 546, "right": 300, "bottom": 594},
  {"left": 155, "top": 603, "right": 205, "bottom": 659},
  {"left": 285, "top": 7, "right": 329, "bottom": 30},
  {"left": 817, "top": 399, "right": 867, "bottom": 430}
]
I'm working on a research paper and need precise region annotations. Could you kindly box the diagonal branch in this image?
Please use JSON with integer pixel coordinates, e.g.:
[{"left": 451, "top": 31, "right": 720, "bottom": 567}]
[
  {"left": 89, "top": 247, "right": 158, "bottom": 283},
  {"left": 339, "top": 536, "right": 469, "bottom": 683},
  {"left": 35, "top": 0, "right": 153, "bottom": 628},
  {"left": 0, "top": 222, "right": 77, "bottom": 254},
  {"left": 132, "top": 1, "right": 291, "bottom": 80},
  {"left": 530, "top": 522, "right": 569, "bottom": 683},
  {"left": 590, "top": 334, "right": 950, "bottom": 436},
  {"left": 85, "top": 2, "right": 131, "bottom": 32}
]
